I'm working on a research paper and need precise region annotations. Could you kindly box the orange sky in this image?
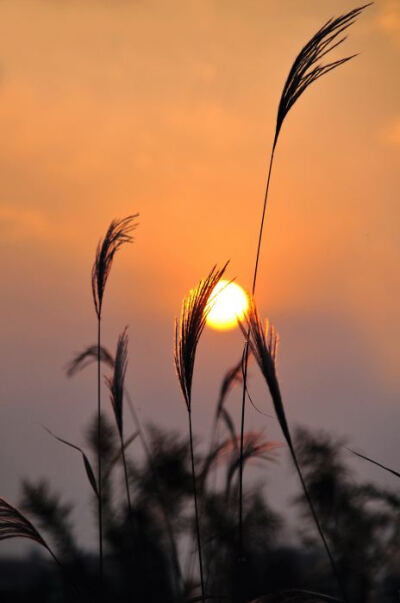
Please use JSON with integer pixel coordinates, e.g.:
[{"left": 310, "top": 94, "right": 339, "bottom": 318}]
[{"left": 0, "top": 0, "right": 399, "bottom": 553}]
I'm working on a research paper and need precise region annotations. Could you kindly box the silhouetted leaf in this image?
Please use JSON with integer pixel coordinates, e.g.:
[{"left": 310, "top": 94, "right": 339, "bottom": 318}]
[
  {"left": 44, "top": 427, "right": 98, "bottom": 498},
  {"left": 349, "top": 448, "right": 400, "bottom": 479}
]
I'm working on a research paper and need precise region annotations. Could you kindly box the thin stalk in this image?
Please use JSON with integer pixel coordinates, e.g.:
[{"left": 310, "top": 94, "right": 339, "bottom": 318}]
[
  {"left": 46, "top": 545, "right": 83, "bottom": 601},
  {"left": 188, "top": 409, "right": 205, "bottom": 603},
  {"left": 238, "top": 143, "right": 346, "bottom": 599},
  {"left": 238, "top": 145, "right": 276, "bottom": 556},
  {"left": 120, "top": 434, "right": 132, "bottom": 512},
  {"left": 97, "top": 317, "right": 103, "bottom": 581},
  {"left": 289, "top": 446, "right": 347, "bottom": 602}
]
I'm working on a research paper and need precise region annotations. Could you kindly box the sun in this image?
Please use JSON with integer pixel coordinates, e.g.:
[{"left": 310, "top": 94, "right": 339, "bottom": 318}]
[{"left": 206, "top": 280, "right": 249, "bottom": 331}]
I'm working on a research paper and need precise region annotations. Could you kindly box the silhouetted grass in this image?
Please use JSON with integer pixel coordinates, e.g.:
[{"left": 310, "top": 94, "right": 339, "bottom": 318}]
[
  {"left": 238, "top": 5, "right": 371, "bottom": 601},
  {"left": 175, "top": 263, "right": 228, "bottom": 602},
  {"left": 91, "top": 214, "right": 138, "bottom": 579},
  {"left": 2, "top": 5, "right": 397, "bottom": 603}
]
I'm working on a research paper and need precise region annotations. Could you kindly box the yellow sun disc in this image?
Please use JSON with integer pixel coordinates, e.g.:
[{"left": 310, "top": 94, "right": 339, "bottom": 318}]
[{"left": 206, "top": 280, "right": 249, "bottom": 331}]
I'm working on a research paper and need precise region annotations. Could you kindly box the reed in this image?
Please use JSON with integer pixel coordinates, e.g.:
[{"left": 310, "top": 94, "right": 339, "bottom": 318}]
[
  {"left": 106, "top": 327, "right": 132, "bottom": 512},
  {"left": 237, "top": 2, "right": 371, "bottom": 587},
  {"left": 0, "top": 498, "right": 75, "bottom": 589},
  {"left": 241, "top": 300, "right": 347, "bottom": 601},
  {"left": 67, "top": 341, "right": 183, "bottom": 593},
  {"left": 174, "top": 263, "right": 227, "bottom": 603},
  {"left": 91, "top": 214, "right": 138, "bottom": 578}
]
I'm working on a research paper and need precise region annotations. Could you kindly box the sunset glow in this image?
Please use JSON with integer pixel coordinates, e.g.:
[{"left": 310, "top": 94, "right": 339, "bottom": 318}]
[
  {"left": 206, "top": 280, "right": 249, "bottom": 331},
  {"left": 1, "top": 3, "right": 399, "bottom": 585}
]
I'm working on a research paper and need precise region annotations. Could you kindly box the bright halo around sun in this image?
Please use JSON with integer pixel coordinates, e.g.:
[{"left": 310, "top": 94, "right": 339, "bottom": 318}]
[{"left": 206, "top": 280, "right": 249, "bottom": 331}]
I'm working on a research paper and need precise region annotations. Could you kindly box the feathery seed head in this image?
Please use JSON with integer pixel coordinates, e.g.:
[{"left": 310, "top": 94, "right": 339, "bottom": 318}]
[
  {"left": 175, "top": 263, "right": 228, "bottom": 411},
  {"left": 274, "top": 4, "right": 371, "bottom": 148},
  {"left": 0, "top": 498, "right": 49, "bottom": 549},
  {"left": 106, "top": 327, "right": 129, "bottom": 438},
  {"left": 241, "top": 299, "right": 291, "bottom": 446},
  {"left": 92, "top": 214, "right": 139, "bottom": 319},
  {"left": 65, "top": 345, "right": 115, "bottom": 377}
]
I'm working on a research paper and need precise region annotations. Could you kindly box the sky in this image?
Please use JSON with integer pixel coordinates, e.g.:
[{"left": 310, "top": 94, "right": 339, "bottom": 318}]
[{"left": 0, "top": 0, "right": 399, "bottom": 555}]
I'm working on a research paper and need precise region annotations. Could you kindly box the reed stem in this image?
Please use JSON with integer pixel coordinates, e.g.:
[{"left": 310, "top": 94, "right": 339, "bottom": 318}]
[
  {"left": 289, "top": 445, "right": 348, "bottom": 602},
  {"left": 97, "top": 316, "right": 103, "bottom": 581},
  {"left": 238, "top": 144, "right": 276, "bottom": 557},
  {"left": 120, "top": 436, "right": 132, "bottom": 512},
  {"left": 188, "top": 409, "right": 205, "bottom": 603}
]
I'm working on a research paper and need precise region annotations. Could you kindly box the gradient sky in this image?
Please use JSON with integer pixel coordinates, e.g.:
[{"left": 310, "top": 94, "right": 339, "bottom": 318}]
[{"left": 1, "top": 0, "right": 399, "bottom": 555}]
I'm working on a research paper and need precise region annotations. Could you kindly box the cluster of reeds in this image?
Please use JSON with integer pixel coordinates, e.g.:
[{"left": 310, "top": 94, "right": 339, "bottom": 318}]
[{"left": 3, "top": 4, "right": 398, "bottom": 603}]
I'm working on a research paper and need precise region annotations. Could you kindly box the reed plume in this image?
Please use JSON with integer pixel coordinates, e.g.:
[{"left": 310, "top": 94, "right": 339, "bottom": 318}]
[
  {"left": 273, "top": 4, "right": 371, "bottom": 150},
  {"left": 66, "top": 341, "right": 183, "bottom": 591},
  {"left": 224, "top": 432, "right": 282, "bottom": 500},
  {"left": 238, "top": 4, "right": 370, "bottom": 587},
  {"left": 0, "top": 497, "right": 49, "bottom": 548},
  {"left": 175, "top": 263, "right": 227, "bottom": 603},
  {"left": 66, "top": 345, "right": 114, "bottom": 377},
  {"left": 175, "top": 263, "right": 228, "bottom": 411},
  {"left": 0, "top": 497, "right": 65, "bottom": 571},
  {"left": 241, "top": 300, "right": 347, "bottom": 601},
  {"left": 91, "top": 214, "right": 138, "bottom": 579},
  {"left": 91, "top": 215, "right": 138, "bottom": 320},
  {"left": 106, "top": 327, "right": 131, "bottom": 511}
]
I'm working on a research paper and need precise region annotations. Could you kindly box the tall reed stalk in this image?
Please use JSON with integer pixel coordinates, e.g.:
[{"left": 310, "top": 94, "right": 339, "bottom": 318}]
[
  {"left": 175, "top": 264, "right": 227, "bottom": 602},
  {"left": 241, "top": 301, "right": 347, "bottom": 600},
  {"left": 237, "top": 3, "right": 370, "bottom": 598},
  {"left": 66, "top": 343, "right": 183, "bottom": 594},
  {"left": 91, "top": 215, "right": 138, "bottom": 577}
]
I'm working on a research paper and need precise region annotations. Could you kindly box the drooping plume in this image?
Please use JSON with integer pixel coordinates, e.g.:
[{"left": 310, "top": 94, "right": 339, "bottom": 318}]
[
  {"left": 273, "top": 4, "right": 371, "bottom": 149},
  {"left": 0, "top": 498, "right": 49, "bottom": 549},
  {"left": 66, "top": 345, "right": 115, "bottom": 377},
  {"left": 175, "top": 263, "right": 228, "bottom": 411},
  {"left": 91, "top": 215, "right": 139, "bottom": 319},
  {"left": 240, "top": 300, "right": 288, "bottom": 444},
  {"left": 241, "top": 301, "right": 346, "bottom": 598}
]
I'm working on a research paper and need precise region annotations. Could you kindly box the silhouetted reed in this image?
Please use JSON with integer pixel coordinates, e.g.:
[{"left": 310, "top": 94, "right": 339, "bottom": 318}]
[
  {"left": 0, "top": 498, "right": 76, "bottom": 592},
  {"left": 175, "top": 263, "right": 227, "bottom": 602},
  {"left": 91, "top": 214, "right": 138, "bottom": 578},
  {"left": 105, "top": 327, "right": 131, "bottom": 511},
  {"left": 209, "top": 358, "right": 243, "bottom": 456},
  {"left": 241, "top": 301, "right": 346, "bottom": 601},
  {"left": 67, "top": 340, "right": 183, "bottom": 593},
  {"left": 0, "top": 497, "right": 50, "bottom": 552},
  {"left": 66, "top": 345, "right": 114, "bottom": 377},
  {"left": 294, "top": 428, "right": 400, "bottom": 602},
  {"left": 238, "top": 5, "right": 370, "bottom": 596},
  {"left": 0, "top": 6, "right": 390, "bottom": 602}
]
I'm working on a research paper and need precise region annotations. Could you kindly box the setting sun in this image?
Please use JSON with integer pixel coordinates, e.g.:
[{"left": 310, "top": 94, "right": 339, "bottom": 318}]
[{"left": 206, "top": 280, "right": 249, "bottom": 331}]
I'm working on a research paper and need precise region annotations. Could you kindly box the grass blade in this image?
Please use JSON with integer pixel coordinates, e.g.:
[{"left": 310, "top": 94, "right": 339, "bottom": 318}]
[
  {"left": 349, "top": 448, "right": 400, "bottom": 479},
  {"left": 43, "top": 427, "right": 99, "bottom": 498}
]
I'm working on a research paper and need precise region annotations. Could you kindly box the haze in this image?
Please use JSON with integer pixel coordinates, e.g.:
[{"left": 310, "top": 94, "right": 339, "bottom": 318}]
[{"left": 0, "top": 0, "right": 399, "bottom": 554}]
